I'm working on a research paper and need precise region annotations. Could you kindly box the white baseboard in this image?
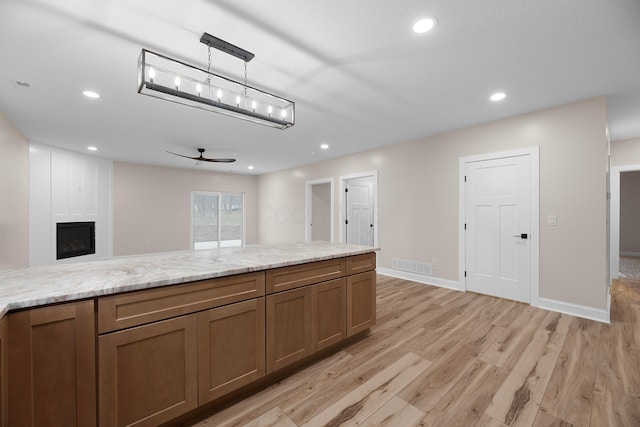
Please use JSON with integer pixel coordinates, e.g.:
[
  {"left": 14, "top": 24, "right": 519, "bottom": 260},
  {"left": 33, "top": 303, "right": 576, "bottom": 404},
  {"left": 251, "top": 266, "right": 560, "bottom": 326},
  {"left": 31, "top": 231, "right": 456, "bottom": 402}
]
[
  {"left": 536, "top": 297, "right": 610, "bottom": 324},
  {"left": 378, "top": 268, "right": 610, "bottom": 324},
  {"left": 377, "top": 268, "right": 462, "bottom": 291},
  {"left": 620, "top": 251, "right": 640, "bottom": 257}
]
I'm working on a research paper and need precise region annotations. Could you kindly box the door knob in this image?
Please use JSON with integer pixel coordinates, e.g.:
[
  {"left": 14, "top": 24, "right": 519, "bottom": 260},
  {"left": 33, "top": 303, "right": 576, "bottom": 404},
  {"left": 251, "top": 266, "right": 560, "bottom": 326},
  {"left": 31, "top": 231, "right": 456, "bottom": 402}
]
[{"left": 513, "top": 233, "right": 528, "bottom": 239}]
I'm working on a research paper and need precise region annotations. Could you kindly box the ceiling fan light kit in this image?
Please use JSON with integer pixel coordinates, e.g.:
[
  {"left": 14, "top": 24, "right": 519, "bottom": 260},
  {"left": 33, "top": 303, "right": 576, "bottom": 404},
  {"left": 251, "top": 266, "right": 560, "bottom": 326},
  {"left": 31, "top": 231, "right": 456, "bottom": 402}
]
[{"left": 137, "top": 33, "right": 295, "bottom": 129}]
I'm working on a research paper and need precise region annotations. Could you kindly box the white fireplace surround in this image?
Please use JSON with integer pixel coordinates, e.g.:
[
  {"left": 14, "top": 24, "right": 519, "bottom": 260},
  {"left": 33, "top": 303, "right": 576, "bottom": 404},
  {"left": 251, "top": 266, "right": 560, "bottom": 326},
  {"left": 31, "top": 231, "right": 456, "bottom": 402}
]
[{"left": 29, "top": 143, "right": 113, "bottom": 266}]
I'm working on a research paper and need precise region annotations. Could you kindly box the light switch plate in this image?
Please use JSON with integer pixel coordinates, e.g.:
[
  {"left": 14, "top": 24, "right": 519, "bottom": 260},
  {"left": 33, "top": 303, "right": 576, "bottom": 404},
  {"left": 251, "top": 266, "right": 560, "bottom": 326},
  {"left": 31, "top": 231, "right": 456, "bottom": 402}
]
[{"left": 548, "top": 215, "right": 557, "bottom": 226}]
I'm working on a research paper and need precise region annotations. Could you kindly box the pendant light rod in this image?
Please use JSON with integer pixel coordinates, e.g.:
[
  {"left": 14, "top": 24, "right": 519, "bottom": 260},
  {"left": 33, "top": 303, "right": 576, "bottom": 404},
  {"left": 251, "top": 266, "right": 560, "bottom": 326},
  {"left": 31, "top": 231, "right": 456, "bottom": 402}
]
[{"left": 199, "top": 32, "right": 255, "bottom": 62}]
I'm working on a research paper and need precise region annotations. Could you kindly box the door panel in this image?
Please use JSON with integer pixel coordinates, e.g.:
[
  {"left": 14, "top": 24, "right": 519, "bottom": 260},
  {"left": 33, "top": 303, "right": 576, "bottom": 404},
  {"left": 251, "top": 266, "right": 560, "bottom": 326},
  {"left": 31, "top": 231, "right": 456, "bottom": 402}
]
[
  {"left": 345, "top": 178, "right": 374, "bottom": 246},
  {"left": 466, "top": 155, "right": 531, "bottom": 302}
]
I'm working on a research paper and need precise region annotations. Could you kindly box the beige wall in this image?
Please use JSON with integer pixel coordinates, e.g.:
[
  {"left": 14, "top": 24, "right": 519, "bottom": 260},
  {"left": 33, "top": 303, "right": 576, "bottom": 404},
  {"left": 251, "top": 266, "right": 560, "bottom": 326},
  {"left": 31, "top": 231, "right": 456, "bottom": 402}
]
[
  {"left": 311, "top": 182, "right": 331, "bottom": 241},
  {"left": 620, "top": 171, "right": 640, "bottom": 254},
  {"left": 0, "top": 112, "right": 29, "bottom": 269},
  {"left": 113, "top": 162, "right": 258, "bottom": 256},
  {"left": 257, "top": 97, "right": 609, "bottom": 310},
  {"left": 611, "top": 137, "right": 640, "bottom": 166}
]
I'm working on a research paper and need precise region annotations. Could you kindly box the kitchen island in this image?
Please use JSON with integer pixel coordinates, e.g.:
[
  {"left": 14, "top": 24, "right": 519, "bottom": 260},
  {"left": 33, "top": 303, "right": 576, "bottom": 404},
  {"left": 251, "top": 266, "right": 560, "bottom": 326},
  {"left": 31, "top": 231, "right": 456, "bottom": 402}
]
[{"left": 0, "top": 241, "right": 377, "bottom": 427}]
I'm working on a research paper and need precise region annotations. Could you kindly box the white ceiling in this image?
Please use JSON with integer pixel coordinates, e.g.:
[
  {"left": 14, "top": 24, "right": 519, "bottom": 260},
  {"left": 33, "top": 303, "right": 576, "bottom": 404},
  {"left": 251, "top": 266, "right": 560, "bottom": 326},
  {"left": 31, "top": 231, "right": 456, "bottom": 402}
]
[{"left": 1, "top": 0, "right": 639, "bottom": 174}]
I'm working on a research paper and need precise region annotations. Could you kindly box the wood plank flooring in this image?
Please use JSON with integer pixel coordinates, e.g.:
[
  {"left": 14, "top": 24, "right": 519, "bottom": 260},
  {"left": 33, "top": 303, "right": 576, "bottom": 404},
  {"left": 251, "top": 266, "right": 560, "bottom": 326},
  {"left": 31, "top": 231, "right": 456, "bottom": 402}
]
[{"left": 191, "top": 276, "right": 640, "bottom": 427}]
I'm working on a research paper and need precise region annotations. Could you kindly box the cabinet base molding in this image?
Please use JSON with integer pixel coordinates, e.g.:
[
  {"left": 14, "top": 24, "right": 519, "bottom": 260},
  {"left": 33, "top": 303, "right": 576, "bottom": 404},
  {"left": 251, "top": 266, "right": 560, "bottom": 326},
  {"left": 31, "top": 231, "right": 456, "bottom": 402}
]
[{"left": 158, "top": 330, "right": 370, "bottom": 427}]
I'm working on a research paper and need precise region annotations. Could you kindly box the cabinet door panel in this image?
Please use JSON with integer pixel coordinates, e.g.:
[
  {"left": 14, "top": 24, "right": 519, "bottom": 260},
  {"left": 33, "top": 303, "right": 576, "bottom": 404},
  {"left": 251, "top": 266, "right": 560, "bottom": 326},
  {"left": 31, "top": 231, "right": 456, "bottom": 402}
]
[
  {"left": 99, "top": 315, "right": 198, "bottom": 427},
  {"left": 266, "top": 287, "right": 312, "bottom": 373},
  {"left": 7, "top": 300, "right": 96, "bottom": 427},
  {"left": 312, "top": 278, "right": 346, "bottom": 351},
  {"left": 198, "top": 298, "right": 265, "bottom": 404},
  {"left": 347, "top": 271, "right": 376, "bottom": 336}
]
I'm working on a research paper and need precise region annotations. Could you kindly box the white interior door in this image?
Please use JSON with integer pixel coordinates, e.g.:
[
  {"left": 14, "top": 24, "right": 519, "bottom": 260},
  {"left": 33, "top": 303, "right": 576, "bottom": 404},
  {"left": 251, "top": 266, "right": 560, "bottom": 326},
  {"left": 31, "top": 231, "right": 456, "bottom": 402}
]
[
  {"left": 345, "top": 178, "right": 374, "bottom": 246},
  {"left": 465, "top": 155, "right": 531, "bottom": 302}
]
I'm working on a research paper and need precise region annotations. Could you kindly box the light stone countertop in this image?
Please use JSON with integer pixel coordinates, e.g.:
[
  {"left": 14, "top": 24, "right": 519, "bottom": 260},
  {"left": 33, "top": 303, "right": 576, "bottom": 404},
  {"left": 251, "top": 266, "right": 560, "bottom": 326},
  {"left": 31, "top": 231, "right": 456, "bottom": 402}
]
[{"left": 0, "top": 241, "right": 377, "bottom": 319}]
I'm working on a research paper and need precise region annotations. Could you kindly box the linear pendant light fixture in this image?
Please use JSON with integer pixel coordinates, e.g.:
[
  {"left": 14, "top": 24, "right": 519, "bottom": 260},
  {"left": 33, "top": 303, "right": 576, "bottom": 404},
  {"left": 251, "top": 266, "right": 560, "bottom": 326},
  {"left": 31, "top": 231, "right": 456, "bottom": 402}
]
[{"left": 137, "top": 33, "right": 294, "bottom": 129}]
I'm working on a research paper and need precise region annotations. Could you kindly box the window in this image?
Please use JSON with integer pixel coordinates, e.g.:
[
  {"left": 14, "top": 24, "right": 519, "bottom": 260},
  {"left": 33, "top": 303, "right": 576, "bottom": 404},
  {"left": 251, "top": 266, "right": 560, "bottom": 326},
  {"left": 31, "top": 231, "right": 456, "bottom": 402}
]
[{"left": 192, "top": 191, "right": 244, "bottom": 250}]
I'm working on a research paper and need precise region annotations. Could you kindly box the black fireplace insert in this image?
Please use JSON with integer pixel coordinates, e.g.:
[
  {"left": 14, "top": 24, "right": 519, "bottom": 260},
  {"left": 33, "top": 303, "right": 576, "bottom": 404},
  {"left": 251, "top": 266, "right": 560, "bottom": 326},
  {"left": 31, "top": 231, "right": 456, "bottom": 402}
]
[{"left": 56, "top": 221, "right": 96, "bottom": 260}]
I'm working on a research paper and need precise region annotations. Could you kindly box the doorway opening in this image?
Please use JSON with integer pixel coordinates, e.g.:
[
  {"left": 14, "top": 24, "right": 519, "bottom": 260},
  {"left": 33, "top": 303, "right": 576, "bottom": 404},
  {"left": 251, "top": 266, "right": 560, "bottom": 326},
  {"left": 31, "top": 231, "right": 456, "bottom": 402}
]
[
  {"left": 340, "top": 171, "right": 378, "bottom": 247},
  {"left": 610, "top": 165, "right": 640, "bottom": 282},
  {"left": 305, "top": 178, "right": 334, "bottom": 242}
]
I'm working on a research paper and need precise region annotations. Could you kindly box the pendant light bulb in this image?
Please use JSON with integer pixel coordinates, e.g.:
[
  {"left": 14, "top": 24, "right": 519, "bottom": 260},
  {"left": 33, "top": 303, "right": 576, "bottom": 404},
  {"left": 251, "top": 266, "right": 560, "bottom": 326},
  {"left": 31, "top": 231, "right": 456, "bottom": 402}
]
[
  {"left": 148, "top": 67, "right": 156, "bottom": 83},
  {"left": 196, "top": 83, "right": 202, "bottom": 95},
  {"left": 216, "top": 88, "right": 222, "bottom": 101},
  {"left": 174, "top": 76, "right": 181, "bottom": 90},
  {"left": 251, "top": 100, "right": 257, "bottom": 112}
]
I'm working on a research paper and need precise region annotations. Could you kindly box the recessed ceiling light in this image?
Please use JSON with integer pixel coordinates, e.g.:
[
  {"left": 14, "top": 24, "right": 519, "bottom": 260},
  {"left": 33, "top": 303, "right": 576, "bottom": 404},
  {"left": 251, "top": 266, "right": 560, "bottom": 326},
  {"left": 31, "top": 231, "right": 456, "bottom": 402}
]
[
  {"left": 320, "top": 143, "right": 329, "bottom": 150},
  {"left": 490, "top": 92, "right": 507, "bottom": 101},
  {"left": 83, "top": 90, "right": 100, "bottom": 99},
  {"left": 87, "top": 146, "right": 98, "bottom": 151},
  {"left": 248, "top": 165, "right": 254, "bottom": 170},
  {"left": 413, "top": 17, "right": 437, "bottom": 33}
]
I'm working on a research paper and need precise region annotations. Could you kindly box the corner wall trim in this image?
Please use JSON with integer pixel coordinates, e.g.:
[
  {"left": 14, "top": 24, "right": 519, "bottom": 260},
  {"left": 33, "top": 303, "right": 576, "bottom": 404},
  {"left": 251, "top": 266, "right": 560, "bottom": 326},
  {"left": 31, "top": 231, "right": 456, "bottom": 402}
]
[
  {"left": 377, "top": 268, "right": 462, "bottom": 291},
  {"left": 535, "top": 297, "right": 610, "bottom": 324}
]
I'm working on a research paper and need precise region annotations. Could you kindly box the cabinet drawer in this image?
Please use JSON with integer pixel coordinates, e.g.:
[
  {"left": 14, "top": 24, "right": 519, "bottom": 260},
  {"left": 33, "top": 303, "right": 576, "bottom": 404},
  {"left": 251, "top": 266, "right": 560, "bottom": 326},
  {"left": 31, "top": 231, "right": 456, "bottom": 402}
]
[
  {"left": 266, "top": 258, "right": 346, "bottom": 294},
  {"left": 98, "top": 272, "right": 265, "bottom": 333},
  {"left": 347, "top": 252, "right": 376, "bottom": 275}
]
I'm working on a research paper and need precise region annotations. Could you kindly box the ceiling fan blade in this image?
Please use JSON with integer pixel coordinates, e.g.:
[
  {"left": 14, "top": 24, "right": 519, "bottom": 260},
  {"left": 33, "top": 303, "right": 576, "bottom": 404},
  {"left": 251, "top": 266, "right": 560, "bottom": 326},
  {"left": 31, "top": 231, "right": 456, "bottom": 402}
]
[
  {"left": 167, "top": 151, "right": 198, "bottom": 160},
  {"left": 168, "top": 149, "right": 235, "bottom": 163},
  {"left": 200, "top": 158, "right": 236, "bottom": 163}
]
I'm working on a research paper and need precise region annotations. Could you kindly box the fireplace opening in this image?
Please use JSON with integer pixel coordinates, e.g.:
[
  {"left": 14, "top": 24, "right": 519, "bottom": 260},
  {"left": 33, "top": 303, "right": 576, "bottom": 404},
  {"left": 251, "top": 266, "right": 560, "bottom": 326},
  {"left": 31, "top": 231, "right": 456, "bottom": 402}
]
[{"left": 56, "top": 222, "right": 96, "bottom": 260}]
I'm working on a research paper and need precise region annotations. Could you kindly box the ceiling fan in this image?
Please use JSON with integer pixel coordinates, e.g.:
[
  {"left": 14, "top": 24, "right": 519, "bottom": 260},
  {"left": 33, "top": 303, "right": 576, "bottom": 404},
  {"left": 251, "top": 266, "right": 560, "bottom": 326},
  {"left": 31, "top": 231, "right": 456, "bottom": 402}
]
[{"left": 167, "top": 148, "right": 236, "bottom": 163}]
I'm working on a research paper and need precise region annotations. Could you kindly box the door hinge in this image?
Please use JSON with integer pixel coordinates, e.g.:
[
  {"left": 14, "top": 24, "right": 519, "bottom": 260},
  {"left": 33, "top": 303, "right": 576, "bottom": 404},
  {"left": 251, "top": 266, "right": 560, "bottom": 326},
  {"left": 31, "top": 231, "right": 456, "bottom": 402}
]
[
  {"left": 345, "top": 188, "right": 348, "bottom": 193},
  {"left": 464, "top": 175, "right": 467, "bottom": 182},
  {"left": 464, "top": 271, "right": 467, "bottom": 277},
  {"left": 345, "top": 220, "right": 348, "bottom": 225},
  {"left": 464, "top": 223, "right": 467, "bottom": 230}
]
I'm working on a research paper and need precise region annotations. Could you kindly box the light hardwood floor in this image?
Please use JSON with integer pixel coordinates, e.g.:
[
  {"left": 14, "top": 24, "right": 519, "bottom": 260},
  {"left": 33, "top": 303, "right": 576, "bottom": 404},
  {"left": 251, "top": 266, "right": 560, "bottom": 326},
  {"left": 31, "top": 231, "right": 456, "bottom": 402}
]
[{"left": 191, "top": 276, "right": 640, "bottom": 427}]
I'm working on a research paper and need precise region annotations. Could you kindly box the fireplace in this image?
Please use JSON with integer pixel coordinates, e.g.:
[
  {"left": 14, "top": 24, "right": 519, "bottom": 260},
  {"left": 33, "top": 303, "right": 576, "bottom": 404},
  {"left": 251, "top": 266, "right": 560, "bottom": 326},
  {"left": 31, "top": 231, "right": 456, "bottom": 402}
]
[{"left": 56, "top": 222, "right": 96, "bottom": 260}]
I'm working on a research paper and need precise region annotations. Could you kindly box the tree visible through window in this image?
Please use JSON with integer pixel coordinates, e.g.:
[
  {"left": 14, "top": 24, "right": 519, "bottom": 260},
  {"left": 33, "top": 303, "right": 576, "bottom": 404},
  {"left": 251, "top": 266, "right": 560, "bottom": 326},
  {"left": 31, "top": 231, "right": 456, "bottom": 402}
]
[{"left": 192, "top": 191, "right": 244, "bottom": 250}]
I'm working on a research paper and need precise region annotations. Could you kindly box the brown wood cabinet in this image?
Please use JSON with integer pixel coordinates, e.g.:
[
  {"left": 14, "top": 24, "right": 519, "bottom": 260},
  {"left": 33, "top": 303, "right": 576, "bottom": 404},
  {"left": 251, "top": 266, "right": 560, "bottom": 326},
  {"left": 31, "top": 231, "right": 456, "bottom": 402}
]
[
  {"left": 347, "top": 270, "right": 377, "bottom": 336},
  {"left": 1, "top": 250, "right": 376, "bottom": 427},
  {"left": 312, "top": 278, "right": 347, "bottom": 351},
  {"left": 99, "top": 314, "right": 198, "bottom": 427},
  {"left": 198, "top": 298, "right": 265, "bottom": 404},
  {"left": 266, "top": 254, "right": 376, "bottom": 373},
  {"left": 266, "top": 286, "right": 313, "bottom": 373},
  {"left": 0, "top": 317, "right": 6, "bottom": 427},
  {"left": 7, "top": 300, "right": 96, "bottom": 427}
]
